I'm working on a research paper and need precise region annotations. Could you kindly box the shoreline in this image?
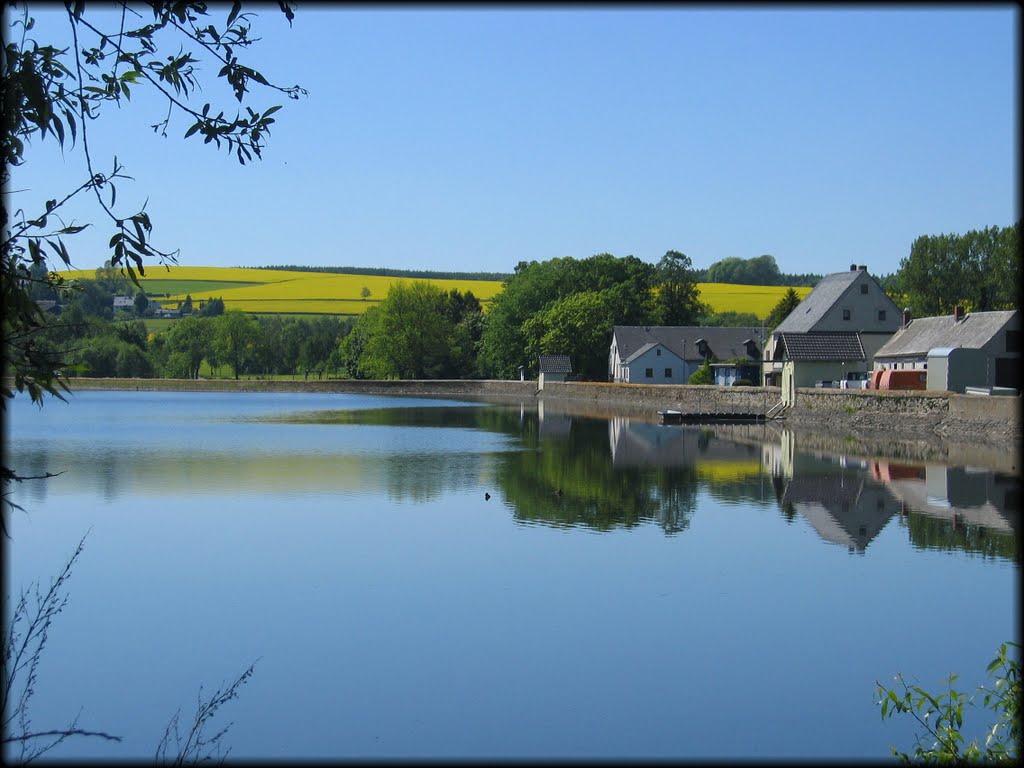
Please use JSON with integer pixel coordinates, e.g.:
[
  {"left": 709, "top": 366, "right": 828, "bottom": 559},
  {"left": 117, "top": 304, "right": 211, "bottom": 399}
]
[{"left": 47, "top": 377, "right": 1020, "bottom": 470}]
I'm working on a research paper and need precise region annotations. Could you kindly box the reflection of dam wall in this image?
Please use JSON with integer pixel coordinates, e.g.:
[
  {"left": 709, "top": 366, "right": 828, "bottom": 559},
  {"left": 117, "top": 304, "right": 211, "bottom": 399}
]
[{"left": 609, "top": 418, "right": 761, "bottom": 468}]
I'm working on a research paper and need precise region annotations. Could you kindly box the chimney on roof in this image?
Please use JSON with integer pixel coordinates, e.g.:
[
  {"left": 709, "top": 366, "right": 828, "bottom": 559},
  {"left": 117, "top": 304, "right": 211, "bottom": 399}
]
[
  {"left": 849, "top": 264, "right": 857, "bottom": 271},
  {"left": 954, "top": 305, "right": 964, "bottom": 322},
  {"left": 902, "top": 308, "right": 911, "bottom": 329},
  {"left": 858, "top": 265, "right": 867, "bottom": 271}
]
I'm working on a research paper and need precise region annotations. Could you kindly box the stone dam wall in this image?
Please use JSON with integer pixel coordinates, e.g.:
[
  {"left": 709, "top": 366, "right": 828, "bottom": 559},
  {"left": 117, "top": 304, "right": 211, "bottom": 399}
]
[{"left": 60, "top": 377, "right": 1020, "bottom": 447}]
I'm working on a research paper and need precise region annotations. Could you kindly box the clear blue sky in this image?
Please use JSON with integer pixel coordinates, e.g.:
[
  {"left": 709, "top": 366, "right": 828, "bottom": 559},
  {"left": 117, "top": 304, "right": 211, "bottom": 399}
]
[{"left": 10, "top": 4, "right": 1019, "bottom": 277}]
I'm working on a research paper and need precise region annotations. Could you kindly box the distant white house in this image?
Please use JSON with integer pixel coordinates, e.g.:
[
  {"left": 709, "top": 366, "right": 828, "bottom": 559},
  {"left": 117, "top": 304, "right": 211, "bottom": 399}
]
[
  {"left": 112, "top": 294, "right": 135, "bottom": 310},
  {"left": 609, "top": 326, "right": 763, "bottom": 384}
]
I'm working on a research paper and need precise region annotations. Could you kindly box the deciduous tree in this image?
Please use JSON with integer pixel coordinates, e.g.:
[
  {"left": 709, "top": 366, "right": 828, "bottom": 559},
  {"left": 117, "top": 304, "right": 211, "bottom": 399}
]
[
  {"left": 479, "top": 253, "right": 664, "bottom": 379},
  {"left": 163, "top": 314, "right": 212, "bottom": 379},
  {"left": 896, "top": 222, "right": 1019, "bottom": 316},
  {"left": 652, "top": 250, "right": 708, "bottom": 326},
  {"left": 214, "top": 310, "right": 258, "bottom": 380},
  {"left": 522, "top": 290, "right": 615, "bottom": 380}
]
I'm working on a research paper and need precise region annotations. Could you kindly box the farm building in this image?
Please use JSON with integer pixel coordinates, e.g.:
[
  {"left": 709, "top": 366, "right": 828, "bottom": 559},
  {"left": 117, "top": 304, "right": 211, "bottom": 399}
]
[
  {"left": 762, "top": 265, "right": 901, "bottom": 387},
  {"left": 538, "top": 354, "right": 572, "bottom": 388},
  {"left": 872, "top": 308, "right": 1020, "bottom": 392},
  {"left": 608, "top": 326, "right": 763, "bottom": 384}
]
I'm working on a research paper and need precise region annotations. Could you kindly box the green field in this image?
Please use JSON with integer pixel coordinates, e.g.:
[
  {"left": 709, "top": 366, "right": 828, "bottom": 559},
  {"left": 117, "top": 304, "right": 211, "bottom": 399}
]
[{"left": 61, "top": 265, "right": 812, "bottom": 319}]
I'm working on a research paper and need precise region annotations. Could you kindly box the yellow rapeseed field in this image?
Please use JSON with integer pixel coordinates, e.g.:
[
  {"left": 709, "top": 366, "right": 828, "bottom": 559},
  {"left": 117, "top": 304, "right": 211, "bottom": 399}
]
[
  {"left": 696, "top": 460, "right": 764, "bottom": 484},
  {"left": 56, "top": 266, "right": 811, "bottom": 318},
  {"left": 697, "top": 283, "right": 812, "bottom": 318}
]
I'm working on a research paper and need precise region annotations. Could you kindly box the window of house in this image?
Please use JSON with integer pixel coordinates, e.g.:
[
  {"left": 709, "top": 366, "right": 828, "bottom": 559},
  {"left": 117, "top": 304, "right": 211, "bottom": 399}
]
[
  {"left": 1007, "top": 330, "right": 1021, "bottom": 353},
  {"left": 665, "top": 368, "right": 672, "bottom": 378},
  {"left": 843, "top": 309, "right": 851, "bottom": 321},
  {"left": 656, "top": 348, "right": 661, "bottom": 356},
  {"left": 645, "top": 368, "right": 653, "bottom": 378},
  {"left": 878, "top": 310, "right": 886, "bottom": 321},
  {"left": 861, "top": 284, "right": 868, "bottom": 294}
]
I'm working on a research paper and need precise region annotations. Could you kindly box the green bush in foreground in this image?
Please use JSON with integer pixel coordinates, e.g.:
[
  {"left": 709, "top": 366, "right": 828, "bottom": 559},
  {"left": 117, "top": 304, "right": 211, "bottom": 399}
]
[{"left": 875, "top": 641, "right": 1020, "bottom": 763}]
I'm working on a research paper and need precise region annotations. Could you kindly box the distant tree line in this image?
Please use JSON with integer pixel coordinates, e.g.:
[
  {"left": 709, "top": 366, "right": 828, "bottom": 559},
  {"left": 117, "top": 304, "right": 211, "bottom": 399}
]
[
  {"left": 252, "top": 264, "right": 514, "bottom": 281},
  {"left": 32, "top": 268, "right": 352, "bottom": 379},
  {"left": 691, "top": 254, "right": 821, "bottom": 287},
  {"left": 256, "top": 258, "right": 822, "bottom": 287}
]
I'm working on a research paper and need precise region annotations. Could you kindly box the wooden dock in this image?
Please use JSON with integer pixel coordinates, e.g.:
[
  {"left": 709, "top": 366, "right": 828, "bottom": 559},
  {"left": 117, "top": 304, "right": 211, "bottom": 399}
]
[{"left": 658, "top": 409, "right": 766, "bottom": 425}]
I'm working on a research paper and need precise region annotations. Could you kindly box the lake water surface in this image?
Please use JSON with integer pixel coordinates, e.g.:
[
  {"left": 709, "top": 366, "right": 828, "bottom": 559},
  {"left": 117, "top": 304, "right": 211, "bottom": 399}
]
[{"left": 3, "top": 390, "right": 1019, "bottom": 760}]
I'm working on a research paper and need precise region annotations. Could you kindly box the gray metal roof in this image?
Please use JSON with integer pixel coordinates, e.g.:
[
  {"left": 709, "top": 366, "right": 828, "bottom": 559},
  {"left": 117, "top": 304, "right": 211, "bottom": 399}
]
[
  {"left": 612, "top": 325, "right": 764, "bottom": 363},
  {"left": 538, "top": 354, "right": 572, "bottom": 373},
  {"left": 779, "top": 332, "right": 865, "bottom": 361},
  {"left": 874, "top": 310, "right": 1019, "bottom": 359}
]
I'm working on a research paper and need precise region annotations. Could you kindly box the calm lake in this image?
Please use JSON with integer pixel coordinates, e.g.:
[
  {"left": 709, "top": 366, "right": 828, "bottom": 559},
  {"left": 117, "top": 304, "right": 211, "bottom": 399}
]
[{"left": 3, "top": 390, "right": 1019, "bottom": 760}]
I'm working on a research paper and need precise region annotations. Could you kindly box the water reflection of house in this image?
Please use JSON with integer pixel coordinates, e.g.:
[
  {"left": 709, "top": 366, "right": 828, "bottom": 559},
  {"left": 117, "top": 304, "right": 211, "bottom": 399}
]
[
  {"left": 608, "top": 418, "right": 761, "bottom": 468},
  {"left": 537, "top": 399, "right": 572, "bottom": 439},
  {"left": 761, "top": 429, "right": 796, "bottom": 479},
  {"left": 779, "top": 472, "right": 898, "bottom": 553},
  {"left": 873, "top": 461, "right": 1019, "bottom": 534}
]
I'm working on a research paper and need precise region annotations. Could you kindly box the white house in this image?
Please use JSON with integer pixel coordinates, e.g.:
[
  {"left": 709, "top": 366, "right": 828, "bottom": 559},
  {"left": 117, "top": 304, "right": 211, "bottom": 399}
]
[{"left": 609, "top": 326, "right": 763, "bottom": 384}]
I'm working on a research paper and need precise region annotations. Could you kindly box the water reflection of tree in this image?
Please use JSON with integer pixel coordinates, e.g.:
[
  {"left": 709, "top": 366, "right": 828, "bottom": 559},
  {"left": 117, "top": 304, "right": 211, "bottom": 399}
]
[
  {"left": 381, "top": 453, "right": 484, "bottom": 503},
  {"left": 494, "top": 416, "right": 698, "bottom": 535},
  {"left": 899, "top": 512, "right": 1020, "bottom": 563}
]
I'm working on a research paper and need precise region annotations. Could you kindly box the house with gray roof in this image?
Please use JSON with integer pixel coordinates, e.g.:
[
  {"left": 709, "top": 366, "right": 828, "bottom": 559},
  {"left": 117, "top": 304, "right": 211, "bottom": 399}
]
[
  {"left": 609, "top": 325, "right": 763, "bottom": 384},
  {"left": 763, "top": 264, "right": 902, "bottom": 389},
  {"left": 538, "top": 354, "right": 572, "bottom": 388},
  {"left": 873, "top": 308, "right": 1019, "bottom": 391}
]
